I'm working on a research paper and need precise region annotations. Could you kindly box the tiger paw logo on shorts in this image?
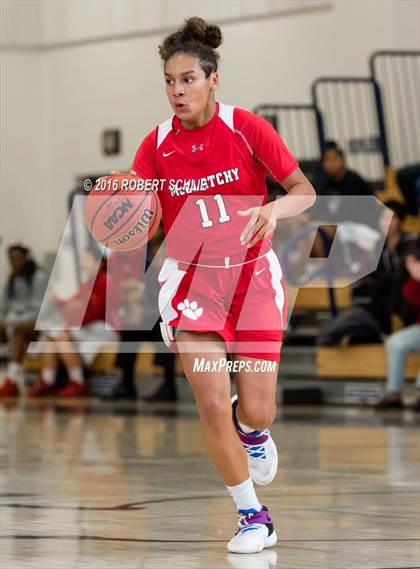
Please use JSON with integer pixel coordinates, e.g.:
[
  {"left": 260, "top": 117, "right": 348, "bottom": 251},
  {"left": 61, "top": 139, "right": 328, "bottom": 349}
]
[{"left": 177, "top": 299, "right": 203, "bottom": 320}]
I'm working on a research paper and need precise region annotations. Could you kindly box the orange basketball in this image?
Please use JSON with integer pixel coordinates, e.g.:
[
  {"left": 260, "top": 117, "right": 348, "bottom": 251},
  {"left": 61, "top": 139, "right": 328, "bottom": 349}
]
[{"left": 84, "top": 174, "right": 162, "bottom": 251}]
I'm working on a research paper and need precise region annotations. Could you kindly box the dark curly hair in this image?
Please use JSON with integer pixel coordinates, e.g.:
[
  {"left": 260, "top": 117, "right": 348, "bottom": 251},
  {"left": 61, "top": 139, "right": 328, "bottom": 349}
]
[
  {"left": 405, "top": 237, "right": 420, "bottom": 261},
  {"left": 7, "top": 244, "right": 38, "bottom": 300},
  {"left": 159, "top": 17, "right": 223, "bottom": 78},
  {"left": 383, "top": 200, "right": 407, "bottom": 223}
]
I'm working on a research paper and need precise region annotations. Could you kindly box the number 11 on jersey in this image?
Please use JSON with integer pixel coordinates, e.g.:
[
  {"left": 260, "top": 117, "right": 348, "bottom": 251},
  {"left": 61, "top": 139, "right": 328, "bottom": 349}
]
[{"left": 196, "top": 194, "right": 231, "bottom": 228}]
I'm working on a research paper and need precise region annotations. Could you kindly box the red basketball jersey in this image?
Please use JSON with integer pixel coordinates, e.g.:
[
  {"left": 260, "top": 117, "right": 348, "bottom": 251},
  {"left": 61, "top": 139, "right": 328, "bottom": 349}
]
[{"left": 132, "top": 102, "right": 298, "bottom": 263}]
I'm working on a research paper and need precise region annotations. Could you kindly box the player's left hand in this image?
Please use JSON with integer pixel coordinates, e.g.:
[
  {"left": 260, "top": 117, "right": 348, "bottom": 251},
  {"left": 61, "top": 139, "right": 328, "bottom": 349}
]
[
  {"left": 160, "top": 322, "right": 178, "bottom": 353},
  {"left": 238, "top": 202, "right": 277, "bottom": 248}
]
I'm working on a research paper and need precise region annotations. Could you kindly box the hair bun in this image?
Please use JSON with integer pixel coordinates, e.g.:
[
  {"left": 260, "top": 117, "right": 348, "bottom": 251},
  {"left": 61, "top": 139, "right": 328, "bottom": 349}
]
[
  {"left": 158, "top": 16, "right": 222, "bottom": 71},
  {"left": 182, "top": 17, "right": 223, "bottom": 49}
]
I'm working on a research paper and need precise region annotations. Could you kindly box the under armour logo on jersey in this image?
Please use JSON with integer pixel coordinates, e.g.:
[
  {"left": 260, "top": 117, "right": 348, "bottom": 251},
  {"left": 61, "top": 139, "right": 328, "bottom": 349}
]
[{"left": 192, "top": 144, "right": 204, "bottom": 152}]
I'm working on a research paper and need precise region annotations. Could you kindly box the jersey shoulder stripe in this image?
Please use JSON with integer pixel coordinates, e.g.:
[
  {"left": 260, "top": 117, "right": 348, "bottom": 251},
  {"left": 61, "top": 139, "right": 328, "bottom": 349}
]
[
  {"left": 157, "top": 116, "right": 173, "bottom": 149},
  {"left": 232, "top": 107, "right": 258, "bottom": 158},
  {"left": 218, "top": 103, "right": 235, "bottom": 132}
]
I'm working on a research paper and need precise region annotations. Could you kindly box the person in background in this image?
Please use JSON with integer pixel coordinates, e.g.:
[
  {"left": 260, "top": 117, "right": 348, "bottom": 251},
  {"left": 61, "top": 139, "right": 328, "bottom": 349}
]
[
  {"left": 375, "top": 238, "right": 420, "bottom": 410},
  {"left": 316, "top": 201, "right": 416, "bottom": 348},
  {"left": 143, "top": 234, "right": 177, "bottom": 402},
  {"left": 107, "top": 228, "right": 177, "bottom": 401},
  {"left": 353, "top": 200, "right": 415, "bottom": 335},
  {"left": 106, "top": 247, "right": 146, "bottom": 400},
  {"left": 27, "top": 248, "right": 120, "bottom": 398},
  {"left": 0, "top": 244, "right": 48, "bottom": 397},
  {"left": 315, "top": 141, "right": 374, "bottom": 199},
  {"left": 396, "top": 163, "right": 420, "bottom": 216},
  {"left": 309, "top": 142, "right": 376, "bottom": 258}
]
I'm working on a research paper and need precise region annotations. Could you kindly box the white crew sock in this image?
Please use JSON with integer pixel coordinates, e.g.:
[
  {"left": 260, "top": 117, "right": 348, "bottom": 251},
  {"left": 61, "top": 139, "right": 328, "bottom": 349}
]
[
  {"left": 69, "top": 367, "right": 84, "bottom": 385},
  {"left": 226, "top": 478, "right": 262, "bottom": 513},
  {"left": 237, "top": 417, "right": 257, "bottom": 434},
  {"left": 41, "top": 367, "right": 56, "bottom": 385},
  {"left": 7, "top": 362, "right": 23, "bottom": 383}
]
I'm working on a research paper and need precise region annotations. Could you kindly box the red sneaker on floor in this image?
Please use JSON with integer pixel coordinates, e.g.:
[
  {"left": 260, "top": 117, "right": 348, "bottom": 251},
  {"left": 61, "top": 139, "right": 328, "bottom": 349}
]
[
  {"left": 27, "top": 379, "right": 57, "bottom": 398},
  {"left": 56, "top": 381, "right": 87, "bottom": 398},
  {"left": 0, "top": 378, "right": 20, "bottom": 398}
]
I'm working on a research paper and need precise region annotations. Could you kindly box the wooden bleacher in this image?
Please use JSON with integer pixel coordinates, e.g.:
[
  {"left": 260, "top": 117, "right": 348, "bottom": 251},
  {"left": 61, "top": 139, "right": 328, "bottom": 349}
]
[
  {"left": 24, "top": 342, "right": 419, "bottom": 386},
  {"left": 317, "top": 344, "right": 420, "bottom": 380},
  {"left": 23, "top": 343, "right": 184, "bottom": 378},
  {"left": 292, "top": 280, "right": 351, "bottom": 311},
  {"left": 402, "top": 215, "right": 420, "bottom": 235},
  {"left": 377, "top": 166, "right": 419, "bottom": 235}
]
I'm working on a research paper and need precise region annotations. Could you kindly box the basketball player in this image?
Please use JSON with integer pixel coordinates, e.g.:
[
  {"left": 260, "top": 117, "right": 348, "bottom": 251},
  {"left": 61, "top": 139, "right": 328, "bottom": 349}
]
[{"left": 131, "top": 17, "right": 316, "bottom": 554}]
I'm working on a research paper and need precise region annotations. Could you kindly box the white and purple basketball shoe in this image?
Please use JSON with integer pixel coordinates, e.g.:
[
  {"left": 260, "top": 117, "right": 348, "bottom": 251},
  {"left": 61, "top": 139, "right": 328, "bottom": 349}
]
[
  {"left": 227, "top": 506, "right": 277, "bottom": 554},
  {"left": 232, "top": 395, "right": 278, "bottom": 486}
]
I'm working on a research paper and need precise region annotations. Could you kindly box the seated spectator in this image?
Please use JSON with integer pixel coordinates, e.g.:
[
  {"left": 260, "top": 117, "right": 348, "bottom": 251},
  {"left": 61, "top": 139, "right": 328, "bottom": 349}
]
[
  {"left": 375, "top": 239, "right": 420, "bottom": 410},
  {"left": 309, "top": 142, "right": 377, "bottom": 258},
  {"left": 107, "top": 228, "right": 177, "bottom": 401},
  {"left": 311, "top": 140, "right": 338, "bottom": 194},
  {"left": 27, "top": 248, "right": 120, "bottom": 398},
  {"left": 105, "top": 247, "right": 147, "bottom": 400},
  {"left": 317, "top": 201, "right": 414, "bottom": 346},
  {"left": 0, "top": 244, "right": 48, "bottom": 397},
  {"left": 353, "top": 200, "right": 415, "bottom": 334},
  {"left": 396, "top": 163, "right": 420, "bottom": 216},
  {"left": 143, "top": 233, "right": 177, "bottom": 402},
  {"left": 315, "top": 141, "right": 374, "bottom": 200}
]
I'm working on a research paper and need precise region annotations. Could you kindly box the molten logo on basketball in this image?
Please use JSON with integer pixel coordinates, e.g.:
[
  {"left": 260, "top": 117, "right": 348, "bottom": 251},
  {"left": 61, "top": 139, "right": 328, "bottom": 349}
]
[{"left": 104, "top": 198, "right": 134, "bottom": 229}]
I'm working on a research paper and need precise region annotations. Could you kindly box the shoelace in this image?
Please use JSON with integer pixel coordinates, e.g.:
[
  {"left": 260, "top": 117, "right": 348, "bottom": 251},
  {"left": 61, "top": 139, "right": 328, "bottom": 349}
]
[
  {"left": 243, "top": 432, "right": 268, "bottom": 460},
  {"left": 238, "top": 524, "right": 260, "bottom": 534},
  {"left": 237, "top": 509, "right": 269, "bottom": 532}
]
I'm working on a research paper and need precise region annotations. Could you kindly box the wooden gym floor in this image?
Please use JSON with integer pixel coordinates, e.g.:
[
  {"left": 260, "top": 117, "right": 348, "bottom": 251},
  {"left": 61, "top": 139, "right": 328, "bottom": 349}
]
[{"left": 1, "top": 398, "right": 419, "bottom": 569}]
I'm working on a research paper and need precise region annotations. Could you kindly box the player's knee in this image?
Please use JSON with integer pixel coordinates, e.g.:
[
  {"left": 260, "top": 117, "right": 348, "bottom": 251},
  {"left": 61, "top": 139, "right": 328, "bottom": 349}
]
[
  {"left": 198, "top": 397, "right": 231, "bottom": 427},
  {"left": 239, "top": 401, "right": 276, "bottom": 431},
  {"left": 385, "top": 332, "right": 406, "bottom": 353}
]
